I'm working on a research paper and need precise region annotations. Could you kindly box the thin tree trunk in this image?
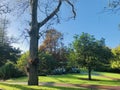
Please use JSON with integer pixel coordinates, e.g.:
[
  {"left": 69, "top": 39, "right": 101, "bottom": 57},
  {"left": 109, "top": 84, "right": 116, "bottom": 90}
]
[{"left": 88, "top": 66, "right": 92, "bottom": 80}]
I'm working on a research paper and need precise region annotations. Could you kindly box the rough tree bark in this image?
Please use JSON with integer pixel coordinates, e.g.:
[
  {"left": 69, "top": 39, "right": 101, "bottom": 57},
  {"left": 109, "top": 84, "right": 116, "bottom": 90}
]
[
  {"left": 28, "top": 0, "right": 39, "bottom": 85},
  {"left": 28, "top": 0, "right": 62, "bottom": 85},
  {"left": 28, "top": 0, "right": 76, "bottom": 85}
]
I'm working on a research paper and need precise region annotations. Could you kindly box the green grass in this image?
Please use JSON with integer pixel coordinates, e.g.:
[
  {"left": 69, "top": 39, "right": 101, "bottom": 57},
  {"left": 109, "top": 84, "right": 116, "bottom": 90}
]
[
  {"left": 6, "top": 72, "right": 120, "bottom": 86},
  {"left": 38, "top": 73, "right": 120, "bottom": 86},
  {"left": 98, "top": 72, "right": 120, "bottom": 79},
  {"left": 0, "top": 83, "right": 87, "bottom": 90},
  {"left": 0, "top": 72, "right": 120, "bottom": 90}
]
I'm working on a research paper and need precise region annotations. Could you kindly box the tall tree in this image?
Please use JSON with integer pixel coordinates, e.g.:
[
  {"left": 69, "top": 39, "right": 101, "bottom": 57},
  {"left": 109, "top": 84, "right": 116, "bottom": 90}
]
[
  {"left": 1, "top": 0, "right": 77, "bottom": 85},
  {"left": 39, "top": 29, "right": 63, "bottom": 54},
  {"left": 25, "top": 0, "right": 76, "bottom": 85},
  {"left": 39, "top": 29, "right": 68, "bottom": 68}
]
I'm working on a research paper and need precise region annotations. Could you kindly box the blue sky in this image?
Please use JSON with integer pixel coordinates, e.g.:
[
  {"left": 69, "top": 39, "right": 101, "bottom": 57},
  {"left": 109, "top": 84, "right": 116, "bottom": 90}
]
[
  {"left": 55, "top": 0, "right": 120, "bottom": 48},
  {"left": 8, "top": 0, "right": 120, "bottom": 52}
]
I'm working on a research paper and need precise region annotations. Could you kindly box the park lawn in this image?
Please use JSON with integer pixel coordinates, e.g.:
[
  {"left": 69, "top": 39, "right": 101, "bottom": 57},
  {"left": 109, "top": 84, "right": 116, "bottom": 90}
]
[
  {"left": 39, "top": 73, "right": 120, "bottom": 86},
  {"left": 5, "top": 72, "right": 120, "bottom": 86},
  {"left": 98, "top": 72, "right": 120, "bottom": 79},
  {"left": 0, "top": 82, "right": 87, "bottom": 90}
]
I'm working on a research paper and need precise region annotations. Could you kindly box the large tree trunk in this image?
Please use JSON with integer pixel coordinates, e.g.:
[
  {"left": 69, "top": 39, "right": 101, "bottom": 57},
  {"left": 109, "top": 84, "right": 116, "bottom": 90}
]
[
  {"left": 28, "top": 29, "right": 39, "bottom": 85},
  {"left": 28, "top": 0, "right": 39, "bottom": 85},
  {"left": 88, "top": 66, "right": 92, "bottom": 80}
]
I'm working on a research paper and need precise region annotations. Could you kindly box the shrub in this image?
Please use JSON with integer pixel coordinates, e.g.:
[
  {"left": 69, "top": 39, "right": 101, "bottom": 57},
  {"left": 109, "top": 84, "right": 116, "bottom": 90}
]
[
  {"left": 0, "top": 61, "right": 24, "bottom": 80},
  {"left": 52, "top": 68, "right": 66, "bottom": 75},
  {"left": 16, "top": 52, "right": 28, "bottom": 74},
  {"left": 66, "top": 67, "right": 80, "bottom": 73},
  {"left": 38, "top": 52, "right": 57, "bottom": 75}
]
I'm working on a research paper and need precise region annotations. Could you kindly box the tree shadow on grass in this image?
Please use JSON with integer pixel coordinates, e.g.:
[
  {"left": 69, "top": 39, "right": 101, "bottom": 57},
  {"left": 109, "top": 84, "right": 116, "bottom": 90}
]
[
  {"left": 46, "top": 74, "right": 80, "bottom": 83},
  {"left": 42, "top": 85, "right": 87, "bottom": 90},
  {"left": 78, "top": 77, "right": 120, "bottom": 86},
  {"left": 78, "top": 78, "right": 101, "bottom": 81},
  {"left": 0, "top": 83, "right": 87, "bottom": 90},
  {"left": 0, "top": 83, "right": 38, "bottom": 90}
]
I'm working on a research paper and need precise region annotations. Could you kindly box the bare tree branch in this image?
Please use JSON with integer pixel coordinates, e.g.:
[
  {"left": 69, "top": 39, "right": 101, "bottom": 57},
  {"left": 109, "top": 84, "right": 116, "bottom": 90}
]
[
  {"left": 17, "top": 1, "right": 30, "bottom": 16},
  {"left": 38, "top": 0, "right": 62, "bottom": 28},
  {"left": 65, "top": 0, "right": 76, "bottom": 19}
]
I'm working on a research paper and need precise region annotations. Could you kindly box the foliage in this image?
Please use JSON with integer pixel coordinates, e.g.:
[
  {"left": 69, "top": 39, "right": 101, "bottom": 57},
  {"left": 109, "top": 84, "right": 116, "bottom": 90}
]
[
  {"left": 111, "top": 61, "right": 120, "bottom": 69},
  {"left": 0, "top": 61, "right": 23, "bottom": 80},
  {"left": 72, "top": 33, "right": 112, "bottom": 80},
  {"left": 39, "top": 29, "right": 63, "bottom": 53},
  {"left": 0, "top": 45, "right": 21, "bottom": 66},
  {"left": 66, "top": 67, "right": 80, "bottom": 73},
  {"left": 66, "top": 45, "right": 78, "bottom": 68},
  {"left": 66, "top": 46, "right": 80, "bottom": 73},
  {"left": 52, "top": 67, "right": 66, "bottom": 75},
  {"left": 0, "top": 44, "right": 21, "bottom": 65},
  {"left": 0, "top": 18, "right": 21, "bottom": 66},
  {"left": 16, "top": 52, "right": 29, "bottom": 74},
  {"left": 110, "top": 46, "right": 120, "bottom": 71},
  {"left": 17, "top": 50, "right": 66, "bottom": 76},
  {"left": 39, "top": 29, "right": 68, "bottom": 69},
  {"left": 38, "top": 51, "right": 57, "bottom": 75}
]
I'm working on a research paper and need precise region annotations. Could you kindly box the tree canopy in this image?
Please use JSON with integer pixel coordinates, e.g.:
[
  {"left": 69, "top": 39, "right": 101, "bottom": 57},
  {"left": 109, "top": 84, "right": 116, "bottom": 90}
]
[{"left": 72, "top": 32, "right": 112, "bottom": 80}]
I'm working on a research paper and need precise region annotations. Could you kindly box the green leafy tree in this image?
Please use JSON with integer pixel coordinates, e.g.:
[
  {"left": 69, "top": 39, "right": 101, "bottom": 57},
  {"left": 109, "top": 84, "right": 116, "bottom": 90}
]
[
  {"left": 111, "top": 46, "right": 120, "bottom": 70},
  {"left": 73, "top": 33, "right": 112, "bottom": 80},
  {"left": 0, "top": 45, "right": 21, "bottom": 66}
]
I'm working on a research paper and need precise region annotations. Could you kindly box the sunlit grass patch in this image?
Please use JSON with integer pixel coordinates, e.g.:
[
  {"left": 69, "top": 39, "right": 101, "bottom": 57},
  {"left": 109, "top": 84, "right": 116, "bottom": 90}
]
[
  {"left": 0, "top": 83, "right": 87, "bottom": 90},
  {"left": 3, "top": 72, "right": 120, "bottom": 87}
]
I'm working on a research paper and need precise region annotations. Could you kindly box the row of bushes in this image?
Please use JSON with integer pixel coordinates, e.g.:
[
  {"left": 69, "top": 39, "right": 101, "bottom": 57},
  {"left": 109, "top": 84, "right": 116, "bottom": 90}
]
[
  {"left": 39, "top": 67, "right": 80, "bottom": 76},
  {"left": 0, "top": 61, "right": 81, "bottom": 79},
  {"left": 94, "top": 65, "right": 120, "bottom": 73}
]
